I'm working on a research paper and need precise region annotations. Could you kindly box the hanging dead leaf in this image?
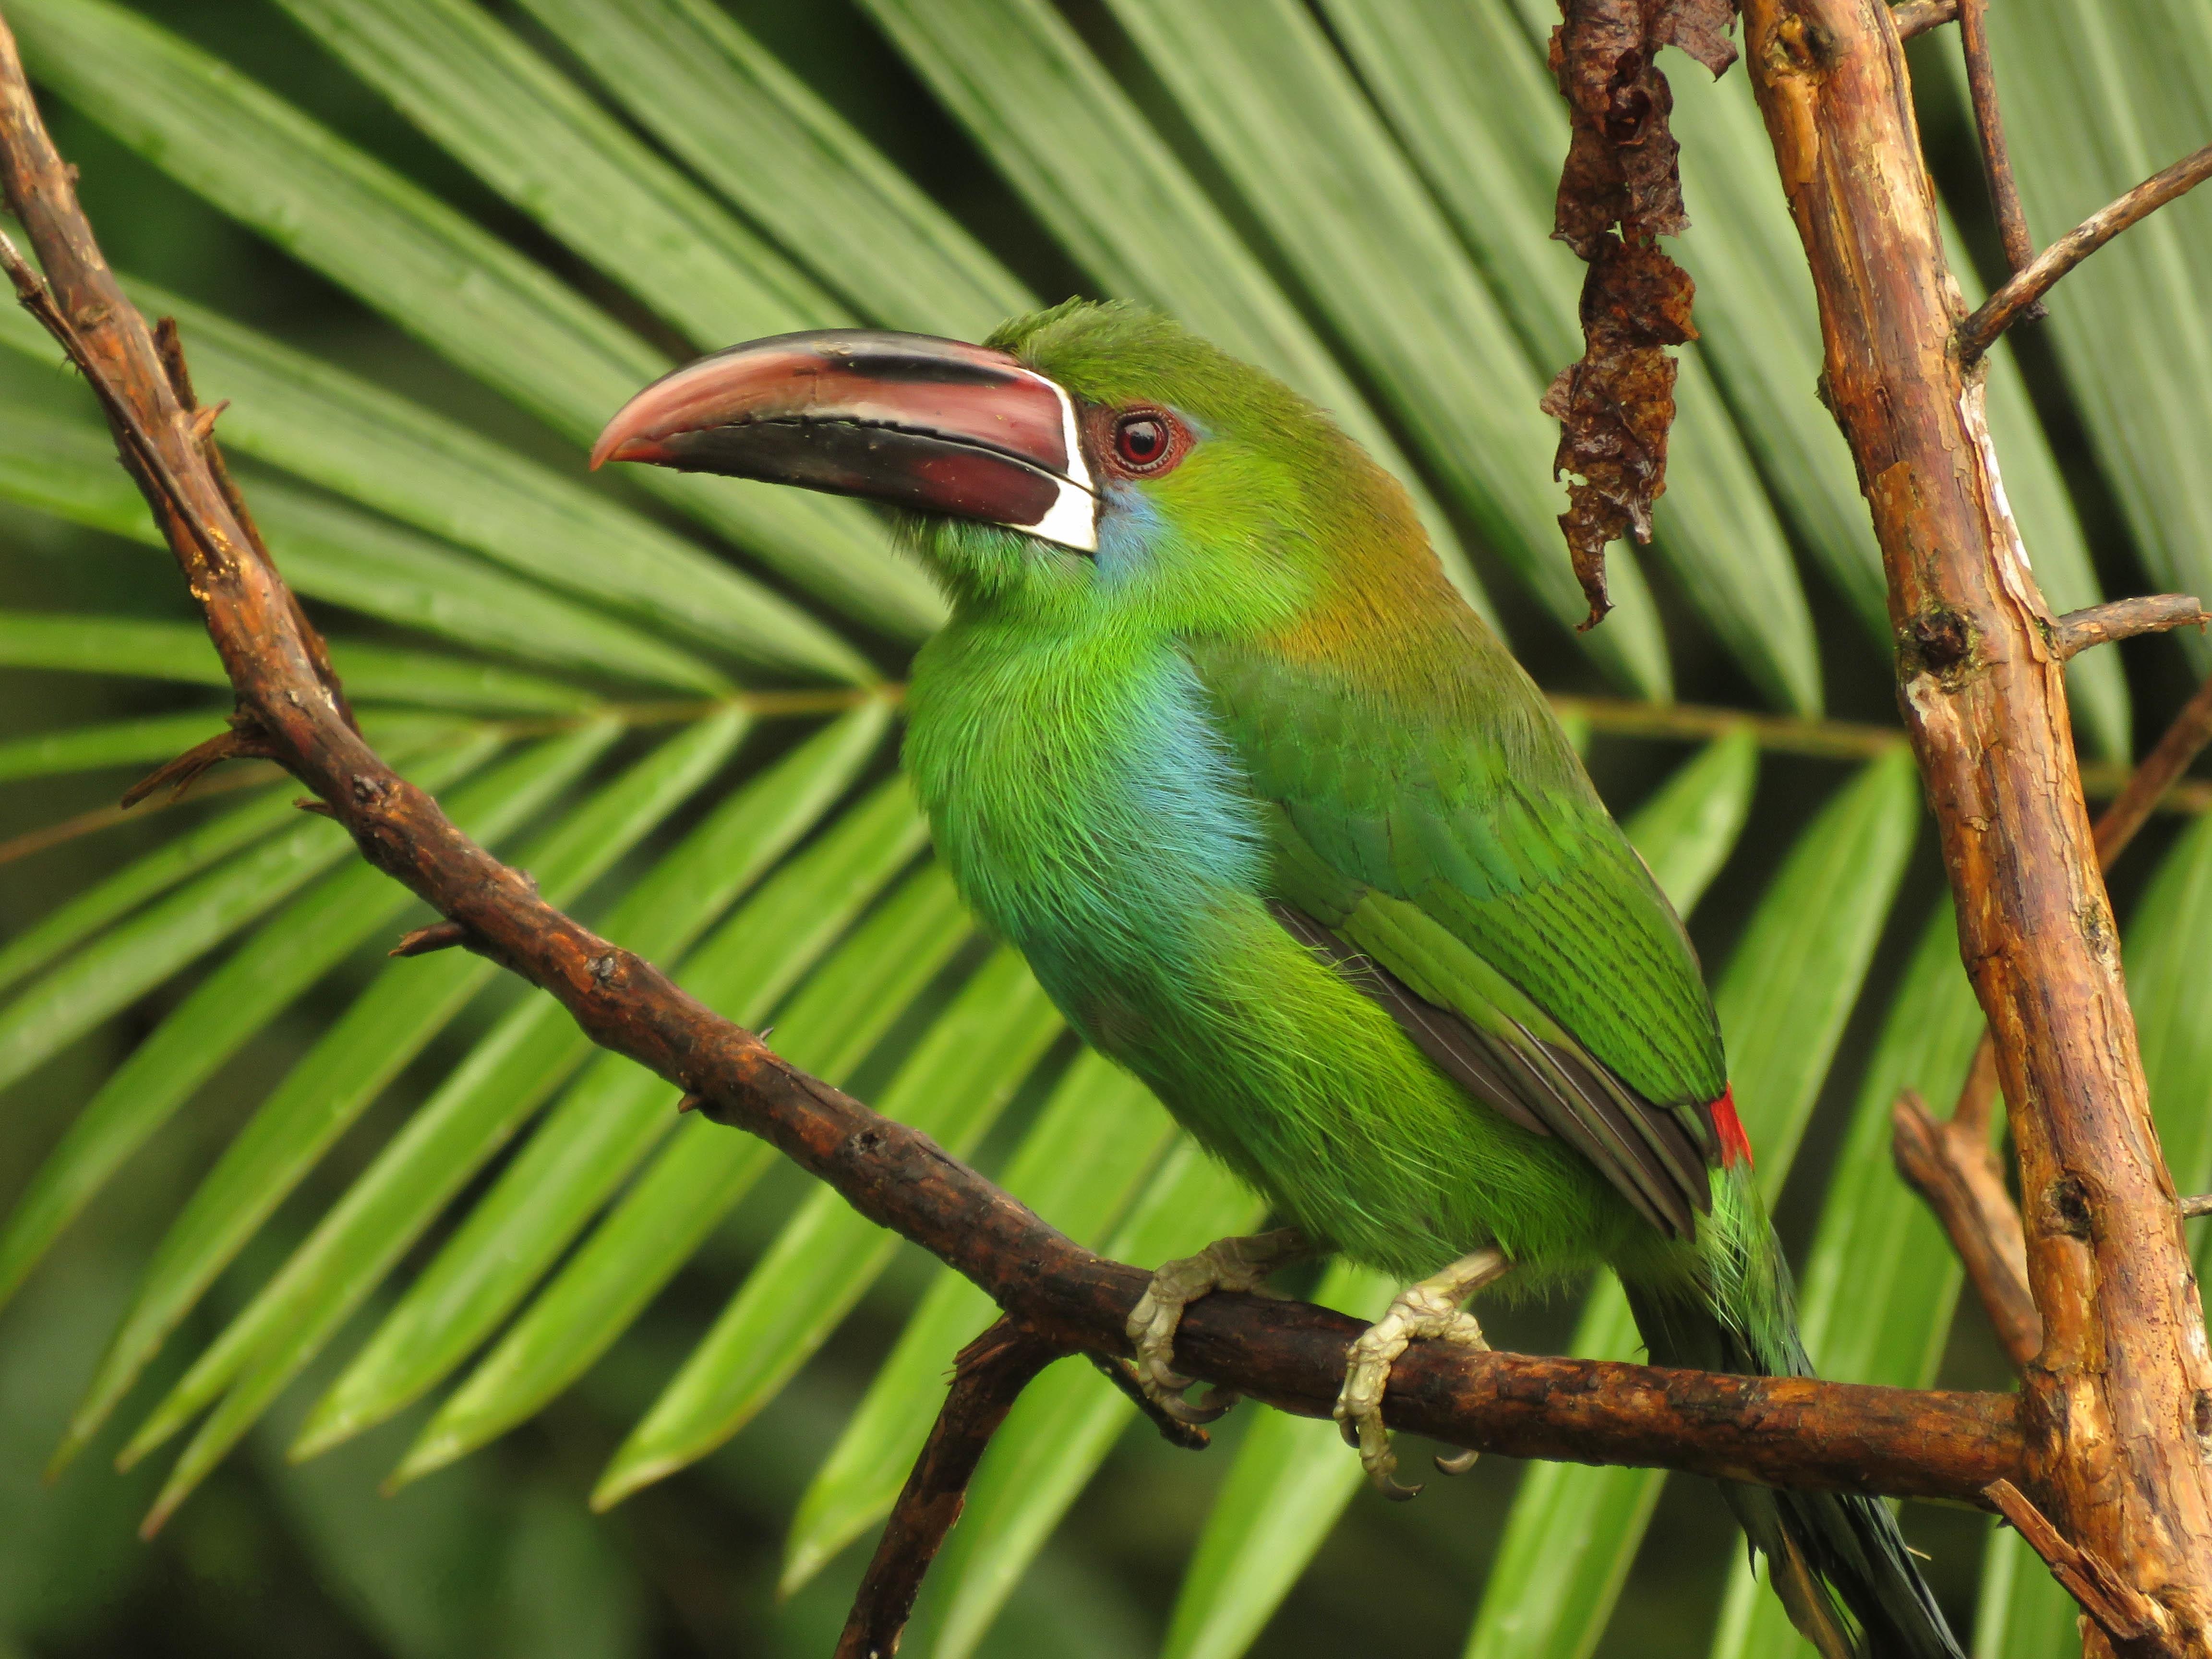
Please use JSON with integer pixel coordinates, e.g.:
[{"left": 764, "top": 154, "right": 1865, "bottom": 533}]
[
  {"left": 1543, "top": 0, "right": 1736, "bottom": 627},
  {"left": 1542, "top": 240, "right": 1697, "bottom": 629}
]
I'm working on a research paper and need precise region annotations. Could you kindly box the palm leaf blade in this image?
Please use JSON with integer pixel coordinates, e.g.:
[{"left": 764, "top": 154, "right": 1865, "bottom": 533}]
[
  {"left": 388, "top": 769, "right": 935, "bottom": 1485},
  {"left": 589, "top": 945, "right": 1063, "bottom": 1506},
  {"left": 0, "top": 734, "right": 499, "bottom": 1108},
  {"left": 0, "top": 375, "right": 732, "bottom": 692},
  {"left": 1318, "top": 0, "right": 1821, "bottom": 715},
  {"left": 110, "top": 714, "right": 775, "bottom": 1516},
  {"left": 266, "top": 0, "right": 940, "bottom": 638},
  {"left": 0, "top": 777, "right": 297, "bottom": 991},
  {"left": 296, "top": 857, "right": 973, "bottom": 1460},
  {"left": 1101, "top": 0, "right": 1674, "bottom": 696},
  {"left": 11, "top": 0, "right": 889, "bottom": 669},
  {"left": 51, "top": 704, "right": 880, "bottom": 1471},
  {"left": 514, "top": 0, "right": 1028, "bottom": 337},
  {"left": 855, "top": 0, "right": 1494, "bottom": 628}
]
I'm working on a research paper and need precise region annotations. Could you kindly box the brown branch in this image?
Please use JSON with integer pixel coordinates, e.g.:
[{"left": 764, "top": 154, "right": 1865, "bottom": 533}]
[
  {"left": 1958, "top": 142, "right": 2212, "bottom": 364},
  {"left": 1899, "top": 668, "right": 2212, "bottom": 1376},
  {"left": 1984, "top": 1479, "right": 2169, "bottom": 1648},
  {"left": 1894, "top": 1089, "right": 2041, "bottom": 1369},
  {"left": 0, "top": 11, "right": 2039, "bottom": 1519},
  {"left": 1743, "top": 0, "right": 2212, "bottom": 1639},
  {"left": 1955, "top": 0, "right": 2040, "bottom": 318},
  {"left": 2049, "top": 595, "right": 2208, "bottom": 662},
  {"left": 2093, "top": 669, "right": 2212, "bottom": 867},
  {"left": 1890, "top": 0, "right": 1957, "bottom": 40},
  {"left": 1083, "top": 1352, "right": 1214, "bottom": 1450},
  {"left": 836, "top": 1320, "right": 1061, "bottom": 1659}
]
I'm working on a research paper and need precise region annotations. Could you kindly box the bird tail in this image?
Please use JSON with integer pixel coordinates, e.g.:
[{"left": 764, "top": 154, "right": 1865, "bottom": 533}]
[{"left": 1623, "top": 1193, "right": 1965, "bottom": 1659}]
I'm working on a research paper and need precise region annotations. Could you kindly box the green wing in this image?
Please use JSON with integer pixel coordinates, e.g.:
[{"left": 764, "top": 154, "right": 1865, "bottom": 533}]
[{"left": 1193, "top": 628, "right": 1729, "bottom": 1237}]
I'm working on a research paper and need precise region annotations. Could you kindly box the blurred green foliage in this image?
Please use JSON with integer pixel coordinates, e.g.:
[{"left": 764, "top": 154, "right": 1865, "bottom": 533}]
[{"left": 0, "top": 4, "right": 2207, "bottom": 1659}]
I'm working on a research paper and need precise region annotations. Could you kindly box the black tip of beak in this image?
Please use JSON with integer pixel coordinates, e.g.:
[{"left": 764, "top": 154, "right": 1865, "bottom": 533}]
[{"left": 591, "top": 330, "right": 1098, "bottom": 552}]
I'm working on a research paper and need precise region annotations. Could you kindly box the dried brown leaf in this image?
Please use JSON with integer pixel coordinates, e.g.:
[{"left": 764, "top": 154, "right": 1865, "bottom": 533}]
[
  {"left": 1543, "top": 240, "right": 1696, "bottom": 629},
  {"left": 1544, "top": 0, "right": 1734, "bottom": 627}
]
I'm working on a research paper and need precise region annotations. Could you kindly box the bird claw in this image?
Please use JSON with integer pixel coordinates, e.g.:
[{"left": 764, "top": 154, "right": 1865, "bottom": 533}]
[
  {"left": 1157, "top": 1383, "right": 1239, "bottom": 1426},
  {"left": 1125, "top": 1228, "right": 1307, "bottom": 1424},
  {"left": 1331, "top": 1247, "right": 1509, "bottom": 1498},
  {"left": 1433, "top": 1447, "right": 1481, "bottom": 1476}
]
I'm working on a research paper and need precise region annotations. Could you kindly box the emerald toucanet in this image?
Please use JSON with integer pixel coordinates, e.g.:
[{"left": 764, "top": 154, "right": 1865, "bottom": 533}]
[{"left": 594, "top": 302, "right": 1962, "bottom": 1659}]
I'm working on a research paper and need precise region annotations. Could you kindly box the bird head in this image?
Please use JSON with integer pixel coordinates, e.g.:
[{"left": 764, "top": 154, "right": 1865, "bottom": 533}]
[{"left": 593, "top": 300, "right": 1437, "bottom": 632}]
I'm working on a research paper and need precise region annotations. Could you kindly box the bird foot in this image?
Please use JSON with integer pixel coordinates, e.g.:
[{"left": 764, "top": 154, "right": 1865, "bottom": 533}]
[
  {"left": 1332, "top": 1246, "right": 1510, "bottom": 1499},
  {"left": 1126, "top": 1227, "right": 1308, "bottom": 1425}
]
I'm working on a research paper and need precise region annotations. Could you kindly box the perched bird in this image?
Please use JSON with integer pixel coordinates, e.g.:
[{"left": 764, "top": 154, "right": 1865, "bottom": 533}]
[{"left": 593, "top": 302, "right": 1962, "bottom": 1659}]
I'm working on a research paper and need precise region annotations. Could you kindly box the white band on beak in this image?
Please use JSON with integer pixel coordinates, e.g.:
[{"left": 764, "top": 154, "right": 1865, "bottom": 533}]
[{"left": 1011, "top": 371, "right": 1099, "bottom": 553}]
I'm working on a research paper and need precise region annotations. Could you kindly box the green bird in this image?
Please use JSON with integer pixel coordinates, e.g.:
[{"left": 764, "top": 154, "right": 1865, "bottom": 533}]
[{"left": 594, "top": 302, "right": 1961, "bottom": 1659}]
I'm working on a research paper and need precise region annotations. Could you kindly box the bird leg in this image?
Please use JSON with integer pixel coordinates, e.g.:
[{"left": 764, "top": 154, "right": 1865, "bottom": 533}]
[
  {"left": 1334, "top": 1246, "right": 1511, "bottom": 1499},
  {"left": 1125, "top": 1227, "right": 1310, "bottom": 1424}
]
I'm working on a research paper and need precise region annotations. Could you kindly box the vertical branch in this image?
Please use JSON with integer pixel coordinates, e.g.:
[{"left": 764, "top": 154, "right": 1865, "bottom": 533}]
[
  {"left": 1737, "top": 0, "right": 2212, "bottom": 1646},
  {"left": 1898, "top": 668, "right": 2212, "bottom": 1374},
  {"left": 836, "top": 1322, "right": 1060, "bottom": 1659},
  {"left": 1955, "top": 0, "right": 2043, "bottom": 311}
]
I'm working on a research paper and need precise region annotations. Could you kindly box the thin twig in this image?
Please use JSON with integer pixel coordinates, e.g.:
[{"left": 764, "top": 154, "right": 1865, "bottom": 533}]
[
  {"left": 1983, "top": 1479, "right": 2168, "bottom": 1646},
  {"left": 1890, "top": 0, "right": 1958, "bottom": 40},
  {"left": 1955, "top": 0, "right": 2041, "bottom": 316},
  {"left": 1959, "top": 142, "right": 2212, "bottom": 362},
  {"left": 1894, "top": 1091, "right": 2041, "bottom": 1369},
  {"left": 1084, "top": 1352, "right": 1214, "bottom": 1450},
  {"left": 2049, "top": 594, "right": 2208, "bottom": 662},
  {"left": 0, "top": 230, "right": 237, "bottom": 579},
  {"left": 2181, "top": 1196, "right": 2212, "bottom": 1220},
  {"left": 836, "top": 1321, "right": 1061, "bottom": 1659},
  {"left": 2093, "top": 669, "right": 2212, "bottom": 866}
]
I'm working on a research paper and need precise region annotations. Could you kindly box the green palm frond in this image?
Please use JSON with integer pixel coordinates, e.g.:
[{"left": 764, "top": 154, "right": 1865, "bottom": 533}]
[{"left": 0, "top": 0, "right": 2206, "bottom": 1654}]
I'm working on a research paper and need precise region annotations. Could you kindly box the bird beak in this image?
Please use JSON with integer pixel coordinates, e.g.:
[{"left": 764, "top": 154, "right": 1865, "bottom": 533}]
[{"left": 591, "top": 329, "right": 1099, "bottom": 553}]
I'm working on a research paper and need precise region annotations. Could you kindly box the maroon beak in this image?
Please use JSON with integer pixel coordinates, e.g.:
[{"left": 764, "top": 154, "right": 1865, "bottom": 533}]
[{"left": 591, "top": 329, "right": 1098, "bottom": 552}]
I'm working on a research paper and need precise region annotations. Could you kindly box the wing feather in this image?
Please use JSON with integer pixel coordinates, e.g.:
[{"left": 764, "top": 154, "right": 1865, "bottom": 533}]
[{"left": 1195, "top": 627, "right": 1729, "bottom": 1240}]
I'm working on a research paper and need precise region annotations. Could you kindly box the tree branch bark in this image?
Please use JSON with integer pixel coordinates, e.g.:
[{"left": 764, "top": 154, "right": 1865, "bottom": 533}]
[
  {"left": 1894, "top": 1086, "right": 2042, "bottom": 1368},
  {"left": 1739, "top": 0, "right": 2212, "bottom": 1645},
  {"left": 1955, "top": 0, "right": 2040, "bottom": 311},
  {"left": 1890, "top": 0, "right": 1957, "bottom": 41},
  {"left": 1958, "top": 141, "right": 2212, "bottom": 364},
  {"left": 836, "top": 1321, "right": 1062, "bottom": 1659},
  {"left": 1898, "top": 665, "right": 2212, "bottom": 1378},
  {"left": 0, "top": 5, "right": 2032, "bottom": 1519}
]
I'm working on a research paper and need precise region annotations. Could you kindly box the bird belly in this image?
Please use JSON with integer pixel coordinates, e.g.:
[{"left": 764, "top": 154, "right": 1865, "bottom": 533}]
[{"left": 1042, "top": 904, "right": 1639, "bottom": 1285}]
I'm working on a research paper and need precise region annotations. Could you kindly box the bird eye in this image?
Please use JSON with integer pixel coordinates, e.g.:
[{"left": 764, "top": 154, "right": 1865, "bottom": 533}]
[
  {"left": 1110, "top": 409, "right": 1180, "bottom": 473},
  {"left": 1115, "top": 416, "right": 1166, "bottom": 466}
]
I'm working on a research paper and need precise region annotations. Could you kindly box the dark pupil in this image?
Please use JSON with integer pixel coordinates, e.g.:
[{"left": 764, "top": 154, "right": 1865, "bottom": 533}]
[{"left": 1118, "top": 417, "right": 1165, "bottom": 464}]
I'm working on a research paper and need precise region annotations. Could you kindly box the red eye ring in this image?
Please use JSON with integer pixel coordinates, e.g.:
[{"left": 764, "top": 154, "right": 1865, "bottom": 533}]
[{"left": 1102, "top": 405, "right": 1188, "bottom": 477}]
